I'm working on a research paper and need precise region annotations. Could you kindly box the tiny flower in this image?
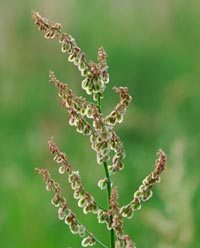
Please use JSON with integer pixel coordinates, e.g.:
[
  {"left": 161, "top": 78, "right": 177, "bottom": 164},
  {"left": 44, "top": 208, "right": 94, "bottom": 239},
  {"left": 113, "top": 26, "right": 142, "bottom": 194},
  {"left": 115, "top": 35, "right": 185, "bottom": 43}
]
[{"left": 78, "top": 224, "right": 86, "bottom": 237}]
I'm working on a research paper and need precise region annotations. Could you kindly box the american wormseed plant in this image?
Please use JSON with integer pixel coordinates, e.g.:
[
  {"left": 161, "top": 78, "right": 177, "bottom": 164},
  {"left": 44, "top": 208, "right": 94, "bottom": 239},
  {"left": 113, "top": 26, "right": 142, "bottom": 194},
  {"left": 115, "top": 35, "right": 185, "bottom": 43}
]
[{"left": 32, "top": 11, "right": 167, "bottom": 248}]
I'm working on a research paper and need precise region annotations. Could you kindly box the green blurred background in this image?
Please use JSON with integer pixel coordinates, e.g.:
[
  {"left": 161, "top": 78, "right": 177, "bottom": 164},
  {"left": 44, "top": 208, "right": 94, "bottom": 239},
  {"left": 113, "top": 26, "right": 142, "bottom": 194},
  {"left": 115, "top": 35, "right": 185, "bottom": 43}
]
[{"left": 0, "top": 0, "right": 199, "bottom": 247}]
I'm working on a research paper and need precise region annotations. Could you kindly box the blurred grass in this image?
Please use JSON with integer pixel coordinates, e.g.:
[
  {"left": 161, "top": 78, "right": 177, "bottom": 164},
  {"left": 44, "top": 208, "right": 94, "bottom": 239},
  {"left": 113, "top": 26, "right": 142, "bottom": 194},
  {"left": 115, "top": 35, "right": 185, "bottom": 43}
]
[{"left": 0, "top": 0, "right": 199, "bottom": 247}]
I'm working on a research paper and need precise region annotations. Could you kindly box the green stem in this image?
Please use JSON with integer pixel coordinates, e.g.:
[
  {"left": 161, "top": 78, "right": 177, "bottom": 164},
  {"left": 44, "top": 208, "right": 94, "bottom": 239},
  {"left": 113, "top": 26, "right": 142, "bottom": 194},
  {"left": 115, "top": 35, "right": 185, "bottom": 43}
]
[
  {"left": 103, "top": 162, "right": 115, "bottom": 248},
  {"left": 77, "top": 219, "right": 108, "bottom": 248},
  {"left": 96, "top": 93, "right": 115, "bottom": 248}
]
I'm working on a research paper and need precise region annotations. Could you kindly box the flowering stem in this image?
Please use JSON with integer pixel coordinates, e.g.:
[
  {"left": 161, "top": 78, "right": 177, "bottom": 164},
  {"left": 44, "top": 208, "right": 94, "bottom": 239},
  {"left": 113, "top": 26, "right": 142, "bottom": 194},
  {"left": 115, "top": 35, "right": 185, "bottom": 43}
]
[{"left": 97, "top": 94, "right": 115, "bottom": 248}]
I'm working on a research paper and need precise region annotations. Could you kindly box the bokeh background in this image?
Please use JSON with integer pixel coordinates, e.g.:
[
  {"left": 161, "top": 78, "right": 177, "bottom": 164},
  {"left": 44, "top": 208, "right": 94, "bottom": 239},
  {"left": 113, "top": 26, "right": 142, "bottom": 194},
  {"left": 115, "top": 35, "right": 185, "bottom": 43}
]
[{"left": 0, "top": 0, "right": 199, "bottom": 247}]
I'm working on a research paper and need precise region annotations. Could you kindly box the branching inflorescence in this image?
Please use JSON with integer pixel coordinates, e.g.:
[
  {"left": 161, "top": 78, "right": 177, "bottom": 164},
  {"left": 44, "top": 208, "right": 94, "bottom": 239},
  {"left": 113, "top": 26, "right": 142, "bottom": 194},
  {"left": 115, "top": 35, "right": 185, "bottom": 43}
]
[{"left": 32, "top": 11, "right": 167, "bottom": 248}]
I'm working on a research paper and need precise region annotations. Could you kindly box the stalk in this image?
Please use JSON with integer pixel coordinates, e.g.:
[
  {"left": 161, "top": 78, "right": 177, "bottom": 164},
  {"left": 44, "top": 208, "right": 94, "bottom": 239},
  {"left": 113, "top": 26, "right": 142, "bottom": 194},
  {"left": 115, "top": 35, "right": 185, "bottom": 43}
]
[{"left": 97, "top": 94, "right": 115, "bottom": 248}]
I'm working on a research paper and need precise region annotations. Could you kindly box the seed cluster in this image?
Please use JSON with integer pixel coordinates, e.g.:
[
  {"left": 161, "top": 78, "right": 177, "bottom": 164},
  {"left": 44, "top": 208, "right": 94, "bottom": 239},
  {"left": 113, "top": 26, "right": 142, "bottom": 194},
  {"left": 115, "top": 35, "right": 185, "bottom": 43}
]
[
  {"left": 110, "top": 188, "right": 135, "bottom": 248},
  {"left": 49, "top": 71, "right": 130, "bottom": 177},
  {"left": 35, "top": 168, "right": 96, "bottom": 244},
  {"left": 48, "top": 138, "right": 98, "bottom": 215},
  {"left": 32, "top": 11, "right": 109, "bottom": 101},
  {"left": 120, "top": 149, "right": 167, "bottom": 219},
  {"left": 105, "top": 87, "right": 132, "bottom": 127}
]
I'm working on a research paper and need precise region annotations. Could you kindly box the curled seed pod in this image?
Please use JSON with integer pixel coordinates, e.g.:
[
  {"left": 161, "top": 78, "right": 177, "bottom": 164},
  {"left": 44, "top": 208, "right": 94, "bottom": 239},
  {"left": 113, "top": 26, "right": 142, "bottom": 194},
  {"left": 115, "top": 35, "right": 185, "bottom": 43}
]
[
  {"left": 97, "top": 178, "right": 108, "bottom": 190},
  {"left": 116, "top": 113, "right": 123, "bottom": 123},
  {"left": 51, "top": 194, "right": 60, "bottom": 207},
  {"left": 103, "top": 73, "right": 109, "bottom": 84},
  {"left": 71, "top": 180, "right": 81, "bottom": 190},
  {"left": 152, "top": 171, "right": 159, "bottom": 179},
  {"left": 83, "top": 124, "right": 92, "bottom": 136},
  {"left": 69, "top": 116, "right": 77, "bottom": 126},
  {"left": 69, "top": 222, "right": 79, "bottom": 234},
  {"left": 64, "top": 213, "right": 74, "bottom": 225},
  {"left": 91, "top": 203, "right": 98, "bottom": 214},
  {"left": 85, "top": 86, "right": 93, "bottom": 95},
  {"left": 139, "top": 184, "right": 145, "bottom": 192},
  {"left": 83, "top": 204, "right": 91, "bottom": 214},
  {"left": 58, "top": 165, "right": 66, "bottom": 174},
  {"left": 78, "top": 225, "right": 86, "bottom": 237},
  {"left": 76, "top": 119, "right": 84, "bottom": 133},
  {"left": 61, "top": 42, "right": 68, "bottom": 53},
  {"left": 78, "top": 197, "right": 87, "bottom": 208},
  {"left": 141, "top": 190, "right": 153, "bottom": 202},
  {"left": 81, "top": 68, "right": 90, "bottom": 77},
  {"left": 73, "top": 187, "right": 85, "bottom": 199},
  {"left": 63, "top": 208, "right": 72, "bottom": 219},
  {"left": 132, "top": 199, "right": 141, "bottom": 210},
  {"left": 81, "top": 235, "right": 96, "bottom": 247},
  {"left": 68, "top": 171, "right": 80, "bottom": 183},
  {"left": 45, "top": 180, "right": 54, "bottom": 191},
  {"left": 155, "top": 176, "right": 161, "bottom": 183},
  {"left": 96, "top": 153, "right": 104, "bottom": 165},
  {"left": 78, "top": 60, "right": 86, "bottom": 71},
  {"left": 134, "top": 190, "right": 142, "bottom": 198},
  {"left": 58, "top": 207, "right": 66, "bottom": 220},
  {"left": 44, "top": 30, "right": 56, "bottom": 39},
  {"left": 53, "top": 154, "right": 62, "bottom": 163},
  {"left": 97, "top": 210, "right": 111, "bottom": 227},
  {"left": 115, "top": 239, "right": 124, "bottom": 248},
  {"left": 52, "top": 22, "right": 62, "bottom": 30},
  {"left": 86, "top": 106, "right": 93, "bottom": 118},
  {"left": 83, "top": 202, "right": 97, "bottom": 214},
  {"left": 93, "top": 93, "right": 99, "bottom": 101},
  {"left": 97, "top": 210, "right": 107, "bottom": 223},
  {"left": 121, "top": 205, "right": 134, "bottom": 219},
  {"left": 74, "top": 52, "right": 82, "bottom": 66},
  {"left": 68, "top": 52, "right": 76, "bottom": 62}
]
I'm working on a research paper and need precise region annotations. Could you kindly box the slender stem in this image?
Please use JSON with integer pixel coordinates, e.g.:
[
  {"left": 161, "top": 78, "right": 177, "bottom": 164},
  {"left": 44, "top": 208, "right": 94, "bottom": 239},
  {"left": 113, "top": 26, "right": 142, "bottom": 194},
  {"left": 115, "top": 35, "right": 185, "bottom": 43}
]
[
  {"left": 96, "top": 93, "right": 115, "bottom": 248},
  {"left": 103, "top": 162, "right": 115, "bottom": 248},
  {"left": 76, "top": 219, "right": 108, "bottom": 248}
]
